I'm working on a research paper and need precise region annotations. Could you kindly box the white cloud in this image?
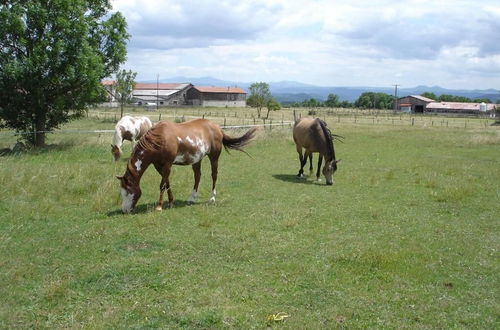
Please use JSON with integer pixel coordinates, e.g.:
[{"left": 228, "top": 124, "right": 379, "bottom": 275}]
[{"left": 112, "top": 0, "right": 500, "bottom": 89}]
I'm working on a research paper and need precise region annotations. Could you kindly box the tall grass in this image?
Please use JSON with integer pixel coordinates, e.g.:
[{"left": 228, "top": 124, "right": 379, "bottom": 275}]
[{"left": 0, "top": 115, "right": 499, "bottom": 328}]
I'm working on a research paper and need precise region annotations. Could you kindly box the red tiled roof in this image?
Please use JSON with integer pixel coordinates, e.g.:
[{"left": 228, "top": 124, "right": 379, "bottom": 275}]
[
  {"left": 426, "top": 102, "right": 495, "bottom": 111},
  {"left": 135, "top": 83, "right": 186, "bottom": 90},
  {"left": 102, "top": 80, "right": 115, "bottom": 86},
  {"left": 194, "top": 86, "right": 246, "bottom": 94}
]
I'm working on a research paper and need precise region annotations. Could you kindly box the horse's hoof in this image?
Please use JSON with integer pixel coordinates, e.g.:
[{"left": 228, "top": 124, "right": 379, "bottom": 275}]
[{"left": 316, "top": 177, "right": 322, "bottom": 182}]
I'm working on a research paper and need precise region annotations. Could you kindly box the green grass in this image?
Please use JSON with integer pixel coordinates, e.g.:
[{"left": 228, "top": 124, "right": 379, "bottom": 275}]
[{"left": 0, "top": 114, "right": 499, "bottom": 328}]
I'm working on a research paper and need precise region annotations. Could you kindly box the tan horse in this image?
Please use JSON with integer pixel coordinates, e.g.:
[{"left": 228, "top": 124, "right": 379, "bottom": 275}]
[
  {"left": 117, "top": 119, "right": 257, "bottom": 213},
  {"left": 293, "top": 117, "right": 341, "bottom": 185}
]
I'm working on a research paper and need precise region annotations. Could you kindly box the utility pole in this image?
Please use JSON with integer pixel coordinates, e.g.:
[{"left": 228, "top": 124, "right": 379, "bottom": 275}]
[
  {"left": 156, "top": 74, "right": 159, "bottom": 112},
  {"left": 393, "top": 84, "right": 400, "bottom": 111}
]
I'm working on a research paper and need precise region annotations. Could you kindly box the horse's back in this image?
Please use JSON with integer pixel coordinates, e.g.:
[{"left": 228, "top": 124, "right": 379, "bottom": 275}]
[{"left": 293, "top": 117, "right": 318, "bottom": 148}]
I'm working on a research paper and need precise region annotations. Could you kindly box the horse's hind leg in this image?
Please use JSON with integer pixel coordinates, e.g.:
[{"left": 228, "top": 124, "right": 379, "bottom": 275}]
[
  {"left": 187, "top": 162, "right": 202, "bottom": 204},
  {"left": 208, "top": 154, "right": 219, "bottom": 204},
  {"left": 156, "top": 163, "right": 174, "bottom": 211},
  {"left": 316, "top": 155, "right": 323, "bottom": 181},
  {"left": 308, "top": 154, "right": 313, "bottom": 174}
]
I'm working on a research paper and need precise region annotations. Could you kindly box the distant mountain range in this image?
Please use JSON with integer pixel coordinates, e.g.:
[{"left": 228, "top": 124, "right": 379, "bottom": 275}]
[{"left": 143, "top": 76, "right": 500, "bottom": 103}]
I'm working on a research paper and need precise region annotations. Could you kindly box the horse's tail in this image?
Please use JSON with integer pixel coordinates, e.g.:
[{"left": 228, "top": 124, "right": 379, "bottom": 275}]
[{"left": 222, "top": 127, "right": 258, "bottom": 153}]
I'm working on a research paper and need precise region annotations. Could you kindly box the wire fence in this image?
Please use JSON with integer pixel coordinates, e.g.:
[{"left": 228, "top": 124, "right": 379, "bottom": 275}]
[{"left": 0, "top": 107, "right": 497, "bottom": 141}]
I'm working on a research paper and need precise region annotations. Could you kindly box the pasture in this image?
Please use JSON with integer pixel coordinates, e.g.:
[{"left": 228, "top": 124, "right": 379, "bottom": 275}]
[{"left": 0, "top": 108, "right": 499, "bottom": 328}]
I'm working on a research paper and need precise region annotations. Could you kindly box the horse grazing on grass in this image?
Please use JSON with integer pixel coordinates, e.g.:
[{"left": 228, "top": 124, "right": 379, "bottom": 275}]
[
  {"left": 111, "top": 115, "right": 153, "bottom": 161},
  {"left": 116, "top": 119, "right": 257, "bottom": 213},
  {"left": 293, "top": 117, "right": 341, "bottom": 185}
]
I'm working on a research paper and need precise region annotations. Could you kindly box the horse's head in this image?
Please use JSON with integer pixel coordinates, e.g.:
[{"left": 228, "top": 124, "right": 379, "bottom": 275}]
[
  {"left": 116, "top": 175, "right": 141, "bottom": 213},
  {"left": 322, "top": 159, "right": 341, "bottom": 185},
  {"left": 111, "top": 144, "right": 122, "bottom": 162}
]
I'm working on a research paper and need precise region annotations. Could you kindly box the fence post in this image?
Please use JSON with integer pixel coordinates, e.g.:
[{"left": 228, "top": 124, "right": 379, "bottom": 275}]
[
  {"left": 411, "top": 118, "right": 414, "bottom": 126},
  {"left": 158, "top": 113, "right": 162, "bottom": 121}
]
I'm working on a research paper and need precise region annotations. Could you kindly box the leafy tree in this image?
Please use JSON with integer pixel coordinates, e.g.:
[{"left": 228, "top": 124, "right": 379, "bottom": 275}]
[
  {"left": 473, "top": 98, "right": 492, "bottom": 103},
  {"left": 421, "top": 92, "right": 437, "bottom": 100},
  {"left": 0, "top": 0, "right": 129, "bottom": 146},
  {"left": 324, "top": 93, "right": 340, "bottom": 107},
  {"left": 114, "top": 69, "right": 137, "bottom": 118},
  {"left": 247, "top": 82, "right": 273, "bottom": 118},
  {"left": 354, "top": 92, "right": 393, "bottom": 109},
  {"left": 302, "top": 98, "right": 321, "bottom": 108},
  {"left": 264, "top": 99, "right": 281, "bottom": 119}
]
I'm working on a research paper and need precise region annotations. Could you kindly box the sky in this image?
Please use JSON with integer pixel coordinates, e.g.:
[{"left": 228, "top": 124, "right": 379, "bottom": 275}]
[{"left": 111, "top": 0, "right": 500, "bottom": 90}]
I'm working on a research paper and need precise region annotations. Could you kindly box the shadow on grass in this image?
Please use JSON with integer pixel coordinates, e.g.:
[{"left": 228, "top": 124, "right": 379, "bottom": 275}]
[
  {"left": 272, "top": 174, "right": 317, "bottom": 185},
  {"left": 0, "top": 142, "right": 76, "bottom": 157},
  {"left": 107, "top": 200, "right": 193, "bottom": 216}
]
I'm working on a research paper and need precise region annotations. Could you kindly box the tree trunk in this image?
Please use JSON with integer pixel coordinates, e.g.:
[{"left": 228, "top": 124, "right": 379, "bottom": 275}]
[{"left": 34, "top": 111, "right": 46, "bottom": 147}]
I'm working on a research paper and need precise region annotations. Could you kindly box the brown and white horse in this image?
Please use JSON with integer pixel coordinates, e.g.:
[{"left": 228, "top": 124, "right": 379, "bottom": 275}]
[
  {"left": 293, "top": 117, "right": 341, "bottom": 185},
  {"left": 111, "top": 115, "right": 153, "bottom": 161},
  {"left": 116, "top": 119, "right": 257, "bottom": 213}
]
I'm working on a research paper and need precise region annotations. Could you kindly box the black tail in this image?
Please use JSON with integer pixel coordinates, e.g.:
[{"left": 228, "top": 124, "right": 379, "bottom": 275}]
[{"left": 222, "top": 127, "right": 258, "bottom": 153}]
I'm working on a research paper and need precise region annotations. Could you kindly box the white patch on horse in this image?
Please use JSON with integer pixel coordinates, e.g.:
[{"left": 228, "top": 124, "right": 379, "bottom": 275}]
[
  {"left": 177, "top": 136, "right": 182, "bottom": 142},
  {"left": 186, "top": 136, "right": 195, "bottom": 146},
  {"left": 187, "top": 189, "right": 198, "bottom": 203},
  {"left": 174, "top": 153, "right": 186, "bottom": 164},
  {"left": 134, "top": 159, "right": 142, "bottom": 172},
  {"left": 121, "top": 188, "right": 135, "bottom": 213},
  {"left": 196, "top": 137, "right": 209, "bottom": 154},
  {"left": 209, "top": 189, "right": 217, "bottom": 203}
]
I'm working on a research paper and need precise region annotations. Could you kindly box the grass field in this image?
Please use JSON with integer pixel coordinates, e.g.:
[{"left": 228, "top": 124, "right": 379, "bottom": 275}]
[{"left": 1, "top": 109, "right": 499, "bottom": 328}]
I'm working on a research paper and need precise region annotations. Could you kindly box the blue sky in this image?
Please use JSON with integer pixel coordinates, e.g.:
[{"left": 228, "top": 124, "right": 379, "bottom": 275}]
[{"left": 112, "top": 0, "right": 500, "bottom": 90}]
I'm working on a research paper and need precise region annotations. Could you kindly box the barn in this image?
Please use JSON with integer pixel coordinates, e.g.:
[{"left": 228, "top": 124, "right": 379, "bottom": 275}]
[
  {"left": 397, "top": 95, "right": 496, "bottom": 116},
  {"left": 397, "top": 95, "right": 435, "bottom": 113},
  {"left": 186, "top": 86, "right": 247, "bottom": 107},
  {"left": 133, "top": 83, "right": 192, "bottom": 106}
]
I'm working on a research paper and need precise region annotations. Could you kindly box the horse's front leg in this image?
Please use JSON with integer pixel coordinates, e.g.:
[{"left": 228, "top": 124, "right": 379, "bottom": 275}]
[
  {"left": 316, "top": 155, "right": 323, "bottom": 181},
  {"left": 187, "top": 162, "right": 202, "bottom": 204},
  {"left": 156, "top": 163, "right": 174, "bottom": 211},
  {"left": 308, "top": 154, "right": 313, "bottom": 175},
  {"left": 296, "top": 146, "right": 306, "bottom": 178}
]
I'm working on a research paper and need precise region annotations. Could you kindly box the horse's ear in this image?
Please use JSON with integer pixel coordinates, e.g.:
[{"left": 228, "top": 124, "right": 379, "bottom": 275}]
[
  {"left": 335, "top": 159, "right": 341, "bottom": 163},
  {"left": 116, "top": 175, "right": 123, "bottom": 180}
]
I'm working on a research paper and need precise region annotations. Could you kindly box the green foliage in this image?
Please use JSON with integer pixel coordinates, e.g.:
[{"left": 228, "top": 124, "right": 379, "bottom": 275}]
[
  {"left": 0, "top": 0, "right": 129, "bottom": 146},
  {"left": 420, "top": 92, "right": 438, "bottom": 100},
  {"left": 421, "top": 92, "right": 491, "bottom": 104},
  {"left": 115, "top": 69, "right": 137, "bottom": 118},
  {"left": 264, "top": 99, "right": 281, "bottom": 119},
  {"left": 248, "top": 82, "right": 272, "bottom": 118},
  {"left": 325, "top": 93, "right": 340, "bottom": 107},
  {"left": 354, "top": 92, "right": 394, "bottom": 109}
]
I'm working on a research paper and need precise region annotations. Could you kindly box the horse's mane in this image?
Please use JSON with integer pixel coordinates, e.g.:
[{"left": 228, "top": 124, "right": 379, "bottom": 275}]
[
  {"left": 135, "top": 125, "right": 163, "bottom": 153},
  {"left": 316, "top": 119, "right": 343, "bottom": 161}
]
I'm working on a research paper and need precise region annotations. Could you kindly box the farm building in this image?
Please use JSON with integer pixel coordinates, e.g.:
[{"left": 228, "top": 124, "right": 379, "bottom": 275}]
[
  {"left": 397, "top": 95, "right": 496, "bottom": 115},
  {"left": 133, "top": 83, "right": 192, "bottom": 106},
  {"left": 397, "top": 95, "right": 435, "bottom": 113},
  {"left": 100, "top": 81, "right": 247, "bottom": 108},
  {"left": 425, "top": 101, "right": 496, "bottom": 115},
  {"left": 186, "top": 86, "right": 247, "bottom": 107},
  {"left": 101, "top": 80, "right": 118, "bottom": 107}
]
